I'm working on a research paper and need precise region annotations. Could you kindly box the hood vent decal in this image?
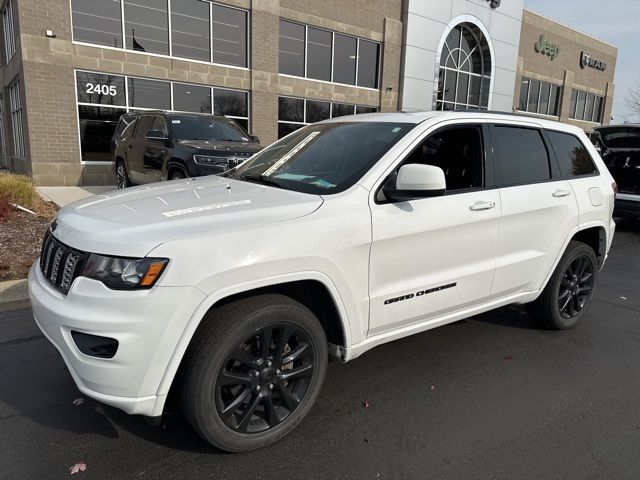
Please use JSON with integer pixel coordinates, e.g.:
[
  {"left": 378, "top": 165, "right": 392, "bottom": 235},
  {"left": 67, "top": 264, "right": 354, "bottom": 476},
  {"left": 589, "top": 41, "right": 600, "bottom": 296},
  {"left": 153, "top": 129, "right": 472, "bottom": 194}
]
[{"left": 162, "top": 199, "right": 251, "bottom": 218}]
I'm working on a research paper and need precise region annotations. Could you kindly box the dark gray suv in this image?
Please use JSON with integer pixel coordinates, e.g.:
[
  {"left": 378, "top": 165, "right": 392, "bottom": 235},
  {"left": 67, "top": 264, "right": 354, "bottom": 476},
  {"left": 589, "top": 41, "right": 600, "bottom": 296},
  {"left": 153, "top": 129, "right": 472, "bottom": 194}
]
[{"left": 112, "top": 111, "right": 263, "bottom": 189}]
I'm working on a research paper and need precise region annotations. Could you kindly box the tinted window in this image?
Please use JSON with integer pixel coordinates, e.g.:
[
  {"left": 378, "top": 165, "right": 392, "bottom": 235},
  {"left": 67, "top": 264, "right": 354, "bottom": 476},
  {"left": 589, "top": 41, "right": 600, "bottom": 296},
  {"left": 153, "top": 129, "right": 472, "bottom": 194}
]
[
  {"left": 333, "top": 34, "right": 357, "bottom": 85},
  {"left": 278, "top": 122, "right": 304, "bottom": 139},
  {"left": 212, "top": 4, "right": 247, "bottom": 67},
  {"left": 232, "top": 122, "right": 414, "bottom": 194},
  {"left": 213, "top": 88, "right": 248, "bottom": 118},
  {"left": 357, "top": 40, "right": 379, "bottom": 88},
  {"left": 306, "top": 100, "right": 330, "bottom": 123},
  {"left": 547, "top": 131, "right": 598, "bottom": 177},
  {"left": 128, "top": 78, "right": 171, "bottom": 109},
  {"left": 307, "top": 27, "right": 332, "bottom": 81},
  {"left": 527, "top": 80, "right": 540, "bottom": 113},
  {"left": 279, "top": 20, "right": 305, "bottom": 76},
  {"left": 356, "top": 106, "right": 377, "bottom": 114},
  {"left": 405, "top": 126, "right": 483, "bottom": 191},
  {"left": 279, "top": 97, "right": 304, "bottom": 123},
  {"left": 332, "top": 103, "right": 354, "bottom": 118},
  {"left": 173, "top": 83, "right": 211, "bottom": 113},
  {"left": 169, "top": 115, "right": 249, "bottom": 142},
  {"left": 72, "top": 0, "right": 123, "bottom": 48},
  {"left": 151, "top": 116, "right": 167, "bottom": 136},
  {"left": 171, "top": 0, "right": 210, "bottom": 61},
  {"left": 76, "top": 72, "right": 126, "bottom": 106},
  {"left": 493, "top": 126, "right": 551, "bottom": 185},
  {"left": 134, "top": 116, "right": 154, "bottom": 138},
  {"left": 124, "top": 0, "right": 169, "bottom": 55},
  {"left": 78, "top": 106, "right": 126, "bottom": 161}
]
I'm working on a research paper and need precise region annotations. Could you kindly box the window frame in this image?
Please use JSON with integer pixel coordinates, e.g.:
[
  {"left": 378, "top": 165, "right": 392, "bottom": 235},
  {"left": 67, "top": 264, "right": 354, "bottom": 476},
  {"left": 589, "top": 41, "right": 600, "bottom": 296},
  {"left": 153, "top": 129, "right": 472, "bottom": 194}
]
[
  {"left": 2, "top": 0, "right": 17, "bottom": 63},
  {"left": 487, "top": 124, "right": 562, "bottom": 188},
  {"left": 74, "top": 69, "right": 250, "bottom": 164},
  {"left": 278, "top": 18, "right": 382, "bottom": 91},
  {"left": 0, "top": 93, "right": 5, "bottom": 154},
  {"left": 374, "top": 122, "right": 494, "bottom": 204},
  {"left": 8, "top": 80, "right": 25, "bottom": 158},
  {"left": 517, "top": 77, "right": 562, "bottom": 117},
  {"left": 546, "top": 129, "right": 600, "bottom": 179},
  {"left": 276, "top": 95, "right": 378, "bottom": 139},
  {"left": 569, "top": 88, "right": 605, "bottom": 123},
  {"left": 69, "top": 0, "right": 250, "bottom": 70}
]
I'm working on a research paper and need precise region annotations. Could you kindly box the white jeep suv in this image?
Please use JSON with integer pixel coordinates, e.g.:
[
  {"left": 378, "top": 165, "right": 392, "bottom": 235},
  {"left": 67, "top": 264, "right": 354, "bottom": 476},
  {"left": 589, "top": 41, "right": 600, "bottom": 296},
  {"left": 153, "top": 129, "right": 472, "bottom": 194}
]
[{"left": 29, "top": 112, "right": 616, "bottom": 452}]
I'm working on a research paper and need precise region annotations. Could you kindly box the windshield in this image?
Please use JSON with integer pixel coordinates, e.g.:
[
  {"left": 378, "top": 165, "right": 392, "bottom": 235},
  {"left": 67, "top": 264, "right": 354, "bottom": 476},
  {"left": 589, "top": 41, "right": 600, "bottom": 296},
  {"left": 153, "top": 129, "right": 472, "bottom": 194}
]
[
  {"left": 169, "top": 115, "right": 250, "bottom": 142},
  {"left": 596, "top": 126, "right": 640, "bottom": 149},
  {"left": 226, "top": 122, "right": 414, "bottom": 194}
]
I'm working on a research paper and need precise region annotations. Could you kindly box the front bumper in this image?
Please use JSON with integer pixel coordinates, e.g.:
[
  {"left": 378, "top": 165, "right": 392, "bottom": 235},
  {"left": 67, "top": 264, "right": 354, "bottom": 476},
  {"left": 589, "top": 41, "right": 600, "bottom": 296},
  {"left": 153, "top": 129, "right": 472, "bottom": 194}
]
[{"left": 28, "top": 264, "right": 205, "bottom": 416}]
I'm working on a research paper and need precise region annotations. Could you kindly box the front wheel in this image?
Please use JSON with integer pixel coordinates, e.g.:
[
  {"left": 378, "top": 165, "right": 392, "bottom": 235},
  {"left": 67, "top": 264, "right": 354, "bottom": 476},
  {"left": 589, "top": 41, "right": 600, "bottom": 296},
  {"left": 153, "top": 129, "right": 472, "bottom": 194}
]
[
  {"left": 180, "top": 294, "right": 328, "bottom": 452},
  {"left": 527, "top": 241, "right": 598, "bottom": 329},
  {"left": 115, "top": 161, "right": 131, "bottom": 189}
]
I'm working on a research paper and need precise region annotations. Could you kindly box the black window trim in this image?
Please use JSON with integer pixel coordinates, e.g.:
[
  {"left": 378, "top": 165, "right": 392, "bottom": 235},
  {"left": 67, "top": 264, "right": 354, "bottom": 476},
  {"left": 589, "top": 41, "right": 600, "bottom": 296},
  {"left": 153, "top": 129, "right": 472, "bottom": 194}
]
[
  {"left": 545, "top": 128, "right": 601, "bottom": 179},
  {"left": 488, "top": 123, "right": 564, "bottom": 188},
  {"left": 375, "top": 122, "right": 495, "bottom": 205},
  {"left": 70, "top": 0, "right": 251, "bottom": 70},
  {"left": 278, "top": 18, "right": 382, "bottom": 91}
]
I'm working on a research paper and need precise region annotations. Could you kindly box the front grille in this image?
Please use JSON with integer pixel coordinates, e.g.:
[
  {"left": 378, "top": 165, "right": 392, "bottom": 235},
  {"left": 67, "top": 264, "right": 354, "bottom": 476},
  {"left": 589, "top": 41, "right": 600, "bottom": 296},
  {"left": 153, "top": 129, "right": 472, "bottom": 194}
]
[{"left": 39, "top": 232, "right": 88, "bottom": 294}]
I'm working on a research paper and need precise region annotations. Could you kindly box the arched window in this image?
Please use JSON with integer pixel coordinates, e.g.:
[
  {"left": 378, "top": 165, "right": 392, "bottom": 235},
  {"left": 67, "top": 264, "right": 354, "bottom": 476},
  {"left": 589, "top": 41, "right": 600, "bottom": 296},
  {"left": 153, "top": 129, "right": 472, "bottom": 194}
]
[{"left": 436, "top": 23, "right": 492, "bottom": 111}]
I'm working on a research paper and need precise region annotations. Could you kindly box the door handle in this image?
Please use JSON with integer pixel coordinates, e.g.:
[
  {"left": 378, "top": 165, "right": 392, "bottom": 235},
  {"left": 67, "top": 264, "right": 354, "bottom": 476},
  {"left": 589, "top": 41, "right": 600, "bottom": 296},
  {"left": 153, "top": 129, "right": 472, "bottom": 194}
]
[
  {"left": 552, "top": 189, "right": 572, "bottom": 198},
  {"left": 469, "top": 201, "right": 496, "bottom": 211}
]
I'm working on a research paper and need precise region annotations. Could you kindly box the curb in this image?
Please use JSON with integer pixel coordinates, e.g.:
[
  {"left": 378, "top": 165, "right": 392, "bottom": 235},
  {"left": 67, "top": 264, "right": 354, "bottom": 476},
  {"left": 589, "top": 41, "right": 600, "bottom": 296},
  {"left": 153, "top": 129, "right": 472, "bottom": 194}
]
[{"left": 0, "top": 279, "right": 29, "bottom": 303}]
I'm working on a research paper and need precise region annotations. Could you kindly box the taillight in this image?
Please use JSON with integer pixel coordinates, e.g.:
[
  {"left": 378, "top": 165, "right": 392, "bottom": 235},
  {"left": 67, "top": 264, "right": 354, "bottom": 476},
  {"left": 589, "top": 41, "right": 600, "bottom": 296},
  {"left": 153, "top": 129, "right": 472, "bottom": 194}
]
[{"left": 612, "top": 182, "right": 618, "bottom": 198}]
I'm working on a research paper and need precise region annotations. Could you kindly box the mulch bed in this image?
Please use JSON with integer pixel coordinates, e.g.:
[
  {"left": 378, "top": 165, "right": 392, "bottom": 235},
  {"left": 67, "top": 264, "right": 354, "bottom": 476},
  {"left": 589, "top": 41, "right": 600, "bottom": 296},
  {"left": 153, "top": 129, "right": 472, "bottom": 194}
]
[{"left": 0, "top": 202, "right": 58, "bottom": 282}]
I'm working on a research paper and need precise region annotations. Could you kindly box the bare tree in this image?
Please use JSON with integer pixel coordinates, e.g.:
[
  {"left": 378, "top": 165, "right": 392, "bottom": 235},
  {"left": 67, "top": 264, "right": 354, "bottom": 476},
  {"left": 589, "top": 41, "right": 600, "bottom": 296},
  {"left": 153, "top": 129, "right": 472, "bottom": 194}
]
[{"left": 626, "top": 80, "right": 640, "bottom": 116}]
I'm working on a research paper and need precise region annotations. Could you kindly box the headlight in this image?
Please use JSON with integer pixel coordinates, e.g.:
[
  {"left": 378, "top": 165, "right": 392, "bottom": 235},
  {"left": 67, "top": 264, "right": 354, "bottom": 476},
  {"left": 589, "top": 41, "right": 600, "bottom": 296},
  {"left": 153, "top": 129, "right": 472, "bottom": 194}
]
[
  {"left": 193, "top": 155, "right": 226, "bottom": 167},
  {"left": 81, "top": 254, "right": 169, "bottom": 290}
]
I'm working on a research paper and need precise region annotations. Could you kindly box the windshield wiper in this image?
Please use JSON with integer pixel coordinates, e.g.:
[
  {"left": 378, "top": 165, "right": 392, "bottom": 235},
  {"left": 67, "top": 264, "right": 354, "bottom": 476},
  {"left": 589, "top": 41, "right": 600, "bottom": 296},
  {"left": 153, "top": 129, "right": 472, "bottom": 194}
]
[{"left": 241, "top": 174, "right": 292, "bottom": 190}]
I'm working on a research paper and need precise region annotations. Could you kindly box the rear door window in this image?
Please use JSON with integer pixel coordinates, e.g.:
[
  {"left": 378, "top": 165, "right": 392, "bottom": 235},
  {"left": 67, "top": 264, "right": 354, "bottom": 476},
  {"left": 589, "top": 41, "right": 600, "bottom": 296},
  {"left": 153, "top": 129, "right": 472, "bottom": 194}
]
[
  {"left": 547, "top": 131, "right": 598, "bottom": 178},
  {"left": 134, "top": 116, "right": 154, "bottom": 139},
  {"left": 492, "top": 126, "right": 551, "bottom": 186}
]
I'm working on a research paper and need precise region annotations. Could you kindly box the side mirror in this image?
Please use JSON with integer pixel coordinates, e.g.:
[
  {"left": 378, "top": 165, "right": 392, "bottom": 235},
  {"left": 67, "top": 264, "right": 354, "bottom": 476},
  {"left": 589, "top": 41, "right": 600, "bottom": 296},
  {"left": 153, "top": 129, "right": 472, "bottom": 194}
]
[
  {"left": 250, "top": 135, "right": 260, "bottom": 143},
  {"left": 382, "top": 164, "right": 446, "bottom": 202},
  {"left": 146, "top": 130, "right": 168, "bottom": 141}
]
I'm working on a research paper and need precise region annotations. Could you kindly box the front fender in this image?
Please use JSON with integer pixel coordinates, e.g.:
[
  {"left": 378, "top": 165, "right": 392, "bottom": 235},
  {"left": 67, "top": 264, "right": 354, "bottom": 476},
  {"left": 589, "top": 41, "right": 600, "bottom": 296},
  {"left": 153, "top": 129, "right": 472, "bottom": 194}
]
[{"left": 154, "top": 270, "right": 352, "bottom": 398}]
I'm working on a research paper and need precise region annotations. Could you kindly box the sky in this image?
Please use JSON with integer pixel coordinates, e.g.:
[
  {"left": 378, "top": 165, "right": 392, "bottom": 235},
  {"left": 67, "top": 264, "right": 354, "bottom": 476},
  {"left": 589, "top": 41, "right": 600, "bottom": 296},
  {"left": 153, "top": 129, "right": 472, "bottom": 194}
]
[{"left": 524, "top": 0, "right": 640, "bottom": 124}]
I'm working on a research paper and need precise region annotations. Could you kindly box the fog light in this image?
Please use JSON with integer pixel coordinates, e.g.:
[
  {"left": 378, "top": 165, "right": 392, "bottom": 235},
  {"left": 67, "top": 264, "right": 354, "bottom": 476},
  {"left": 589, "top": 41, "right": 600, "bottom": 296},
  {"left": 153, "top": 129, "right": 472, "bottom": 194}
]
[{"left": 71, "top": 331, "right": 119, "bottom": 359}]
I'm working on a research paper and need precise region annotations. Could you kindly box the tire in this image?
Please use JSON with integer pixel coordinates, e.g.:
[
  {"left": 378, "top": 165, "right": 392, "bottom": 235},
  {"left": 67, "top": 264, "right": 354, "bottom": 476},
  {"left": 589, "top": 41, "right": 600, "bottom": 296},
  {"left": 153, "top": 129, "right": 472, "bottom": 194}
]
[
  {"left": 180, "top": 294, "right": 328, "bottom": 452},
  {"left": 169, "top": 168, "right": 187, "bottom": 181},
  {"left": 115, "top": 160, "right": 131, "bottom": 189},
  {"left": 526, "top": 241, "right": 599, "bottom": 329}
]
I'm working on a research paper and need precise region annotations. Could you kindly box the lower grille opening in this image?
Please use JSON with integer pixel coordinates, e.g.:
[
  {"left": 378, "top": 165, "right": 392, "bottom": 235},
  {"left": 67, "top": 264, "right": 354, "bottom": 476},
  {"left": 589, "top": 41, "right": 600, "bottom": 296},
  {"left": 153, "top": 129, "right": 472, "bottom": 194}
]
[{"left": 71, "top": 331, "right": 119, "bottom": 359}]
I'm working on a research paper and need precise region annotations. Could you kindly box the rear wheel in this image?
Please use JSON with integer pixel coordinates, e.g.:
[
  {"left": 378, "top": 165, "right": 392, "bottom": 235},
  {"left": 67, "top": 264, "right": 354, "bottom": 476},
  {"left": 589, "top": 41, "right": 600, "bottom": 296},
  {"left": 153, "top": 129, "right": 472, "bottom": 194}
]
[
  {"left": 115, "top": 161, "right": 131, "bottom": 189},
  {"left": 527, "top": 241, "right": 598, "bottom": 329},
  {"left": 180, "top": 294, "right": 328, "bottom": 452}
]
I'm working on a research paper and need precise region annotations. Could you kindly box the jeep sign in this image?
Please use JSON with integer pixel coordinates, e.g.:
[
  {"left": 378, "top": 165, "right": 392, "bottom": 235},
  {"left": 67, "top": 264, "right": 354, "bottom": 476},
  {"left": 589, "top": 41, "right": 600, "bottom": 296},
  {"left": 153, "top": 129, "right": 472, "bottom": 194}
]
[{"left": 534, "top": 35, "right": 560, "bottom": 60}]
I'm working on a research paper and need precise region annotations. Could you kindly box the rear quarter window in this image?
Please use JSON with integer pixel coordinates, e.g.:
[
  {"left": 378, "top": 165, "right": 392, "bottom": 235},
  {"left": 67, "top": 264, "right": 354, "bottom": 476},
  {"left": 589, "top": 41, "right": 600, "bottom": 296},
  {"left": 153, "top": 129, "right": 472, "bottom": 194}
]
[
  {"left": 492, "top": 126, "right": 551, "bottom": 186},
  {"left": 547, "top": 131, "right": 598, "bottom": 178}
]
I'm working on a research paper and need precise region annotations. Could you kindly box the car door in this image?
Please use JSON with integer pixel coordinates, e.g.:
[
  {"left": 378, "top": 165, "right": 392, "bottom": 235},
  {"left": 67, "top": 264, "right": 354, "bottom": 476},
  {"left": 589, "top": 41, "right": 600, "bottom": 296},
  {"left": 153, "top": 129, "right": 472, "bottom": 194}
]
[
  {"left": 142, "top": 116, "right": 169, "bottom": 183},
  {"left": 368, "top": 122, "right": 501, "bottom": 336},
  {"left": 126, "top": 115, "right": 153, "bottom": 184},
  {"left": 489, "top": 123, "right": 579, "bottom": 297}
]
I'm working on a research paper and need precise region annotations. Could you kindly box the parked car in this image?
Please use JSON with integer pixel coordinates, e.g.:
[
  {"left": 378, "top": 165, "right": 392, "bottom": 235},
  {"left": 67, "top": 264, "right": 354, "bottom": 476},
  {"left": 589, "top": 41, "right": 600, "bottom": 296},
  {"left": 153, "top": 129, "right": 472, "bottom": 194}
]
[
  {"left": 112, "top": 111, "right": 262, "bottom": 188},
  {"left": 593, "top": 125, "right": 640, "bottom": 219},
  {"left": 30, "top": 111, "right": 615, "bottom": 452}
]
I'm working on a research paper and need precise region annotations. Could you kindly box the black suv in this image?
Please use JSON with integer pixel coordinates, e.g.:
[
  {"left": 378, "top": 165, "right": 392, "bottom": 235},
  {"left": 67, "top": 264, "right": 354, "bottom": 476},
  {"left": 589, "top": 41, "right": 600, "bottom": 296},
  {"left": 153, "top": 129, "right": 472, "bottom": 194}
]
[
  {"left": 112, "top": 111, "right": 263, "bottom": 188},
  {"left": 593, "top": 125, "right": 640, "bottom": 219}
]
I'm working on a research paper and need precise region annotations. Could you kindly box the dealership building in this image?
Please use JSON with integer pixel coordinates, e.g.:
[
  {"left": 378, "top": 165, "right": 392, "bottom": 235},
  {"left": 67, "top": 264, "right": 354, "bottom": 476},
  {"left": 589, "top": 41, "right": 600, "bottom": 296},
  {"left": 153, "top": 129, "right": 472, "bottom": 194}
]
[{"left": 0, "top": 0, "right": 618, "bottom": 186}]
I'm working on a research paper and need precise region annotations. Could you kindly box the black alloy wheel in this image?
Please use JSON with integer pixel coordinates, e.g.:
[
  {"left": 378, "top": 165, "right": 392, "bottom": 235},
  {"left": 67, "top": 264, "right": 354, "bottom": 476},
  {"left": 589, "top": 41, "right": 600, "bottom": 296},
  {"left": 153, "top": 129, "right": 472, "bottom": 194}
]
[
  {"left": 216, "top": 323, "right": 315, "bottom": 433},
  {"left": 557, "top": 255, "right": 595, "bottom": 319},
  {"left": 169, "top": 169, "right": 186, "bottom": 181},
  {"left": 116, "top": 162, "right": 129, "bottom": 189}
]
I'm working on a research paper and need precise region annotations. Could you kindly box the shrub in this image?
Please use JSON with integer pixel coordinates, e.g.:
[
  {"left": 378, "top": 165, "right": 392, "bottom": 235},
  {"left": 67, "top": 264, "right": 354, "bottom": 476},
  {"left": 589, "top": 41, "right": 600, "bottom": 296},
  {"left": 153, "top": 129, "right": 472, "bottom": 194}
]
[{"left": 0, "top": 172, "right": 39, "bottom": 210}]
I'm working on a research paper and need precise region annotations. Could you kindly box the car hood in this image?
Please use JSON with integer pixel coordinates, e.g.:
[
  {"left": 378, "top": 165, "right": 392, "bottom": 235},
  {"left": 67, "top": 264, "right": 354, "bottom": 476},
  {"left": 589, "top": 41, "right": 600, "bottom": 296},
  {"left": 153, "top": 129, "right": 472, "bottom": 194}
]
[
  {"left": 177, "top": 139, "right": 262, "bottom": 155},
  {"left": 53, "top": 176, "right": 323, "bottom": 257}
]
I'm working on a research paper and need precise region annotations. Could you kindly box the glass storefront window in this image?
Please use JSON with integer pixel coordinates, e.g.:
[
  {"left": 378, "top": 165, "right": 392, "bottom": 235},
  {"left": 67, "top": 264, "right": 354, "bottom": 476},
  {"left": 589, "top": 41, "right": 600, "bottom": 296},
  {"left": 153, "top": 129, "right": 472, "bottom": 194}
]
[
  {"left": 306, "top": 100, "right": 330, "bottom": 123},
  {"left": 333, "top": 34, "right": 357, "bottom": 85},
  {"left": 171, "top": 0, "right": 210, "bottom": 62},
  {"left": 78, "top": 106, "right": 126, "bottom": 162},
  {"left": 357, "top": 40, "right": 379, "bottom": 88},
  {"left": 124, "top": 0, "right": 169, "bottom": 55},
  {"left": 307, "top": 27, "right": 332, "bottom": 82},
  {"left": 75, "top": 70, "right": 250, "bottom": 163},
  {"left": 71, "top": 0, "right": 123, "bottom": 48},
  {"left": 279, "top": 20, "right": 305, "bottom": 77},
  {"left": 212, "top": 4, "right": 248, "bottom": 68}
]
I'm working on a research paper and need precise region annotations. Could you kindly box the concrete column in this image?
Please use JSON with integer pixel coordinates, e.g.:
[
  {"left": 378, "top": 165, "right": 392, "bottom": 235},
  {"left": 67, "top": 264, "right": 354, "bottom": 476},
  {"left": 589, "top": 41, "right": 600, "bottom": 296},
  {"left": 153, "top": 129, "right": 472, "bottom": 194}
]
[
  {"left": 250, "top": 0, "right": 280, "bottom": 145},
  {"left": 380, "top": 17, "right": 402, "bottom": 112},
  {"left": 559, "top": 69, "right": 574, "bottom": 122},
  {"left": 602, "top": 81, "right": 615, "bottom": 125}
]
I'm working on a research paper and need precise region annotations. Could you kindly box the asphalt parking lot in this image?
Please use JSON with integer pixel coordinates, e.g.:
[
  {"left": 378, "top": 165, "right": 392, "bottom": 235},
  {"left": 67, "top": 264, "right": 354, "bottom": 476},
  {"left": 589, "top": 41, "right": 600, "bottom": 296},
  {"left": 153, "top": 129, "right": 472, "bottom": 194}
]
[{"left": 1, "top": 219, "right": 639, "bottom": 480}]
